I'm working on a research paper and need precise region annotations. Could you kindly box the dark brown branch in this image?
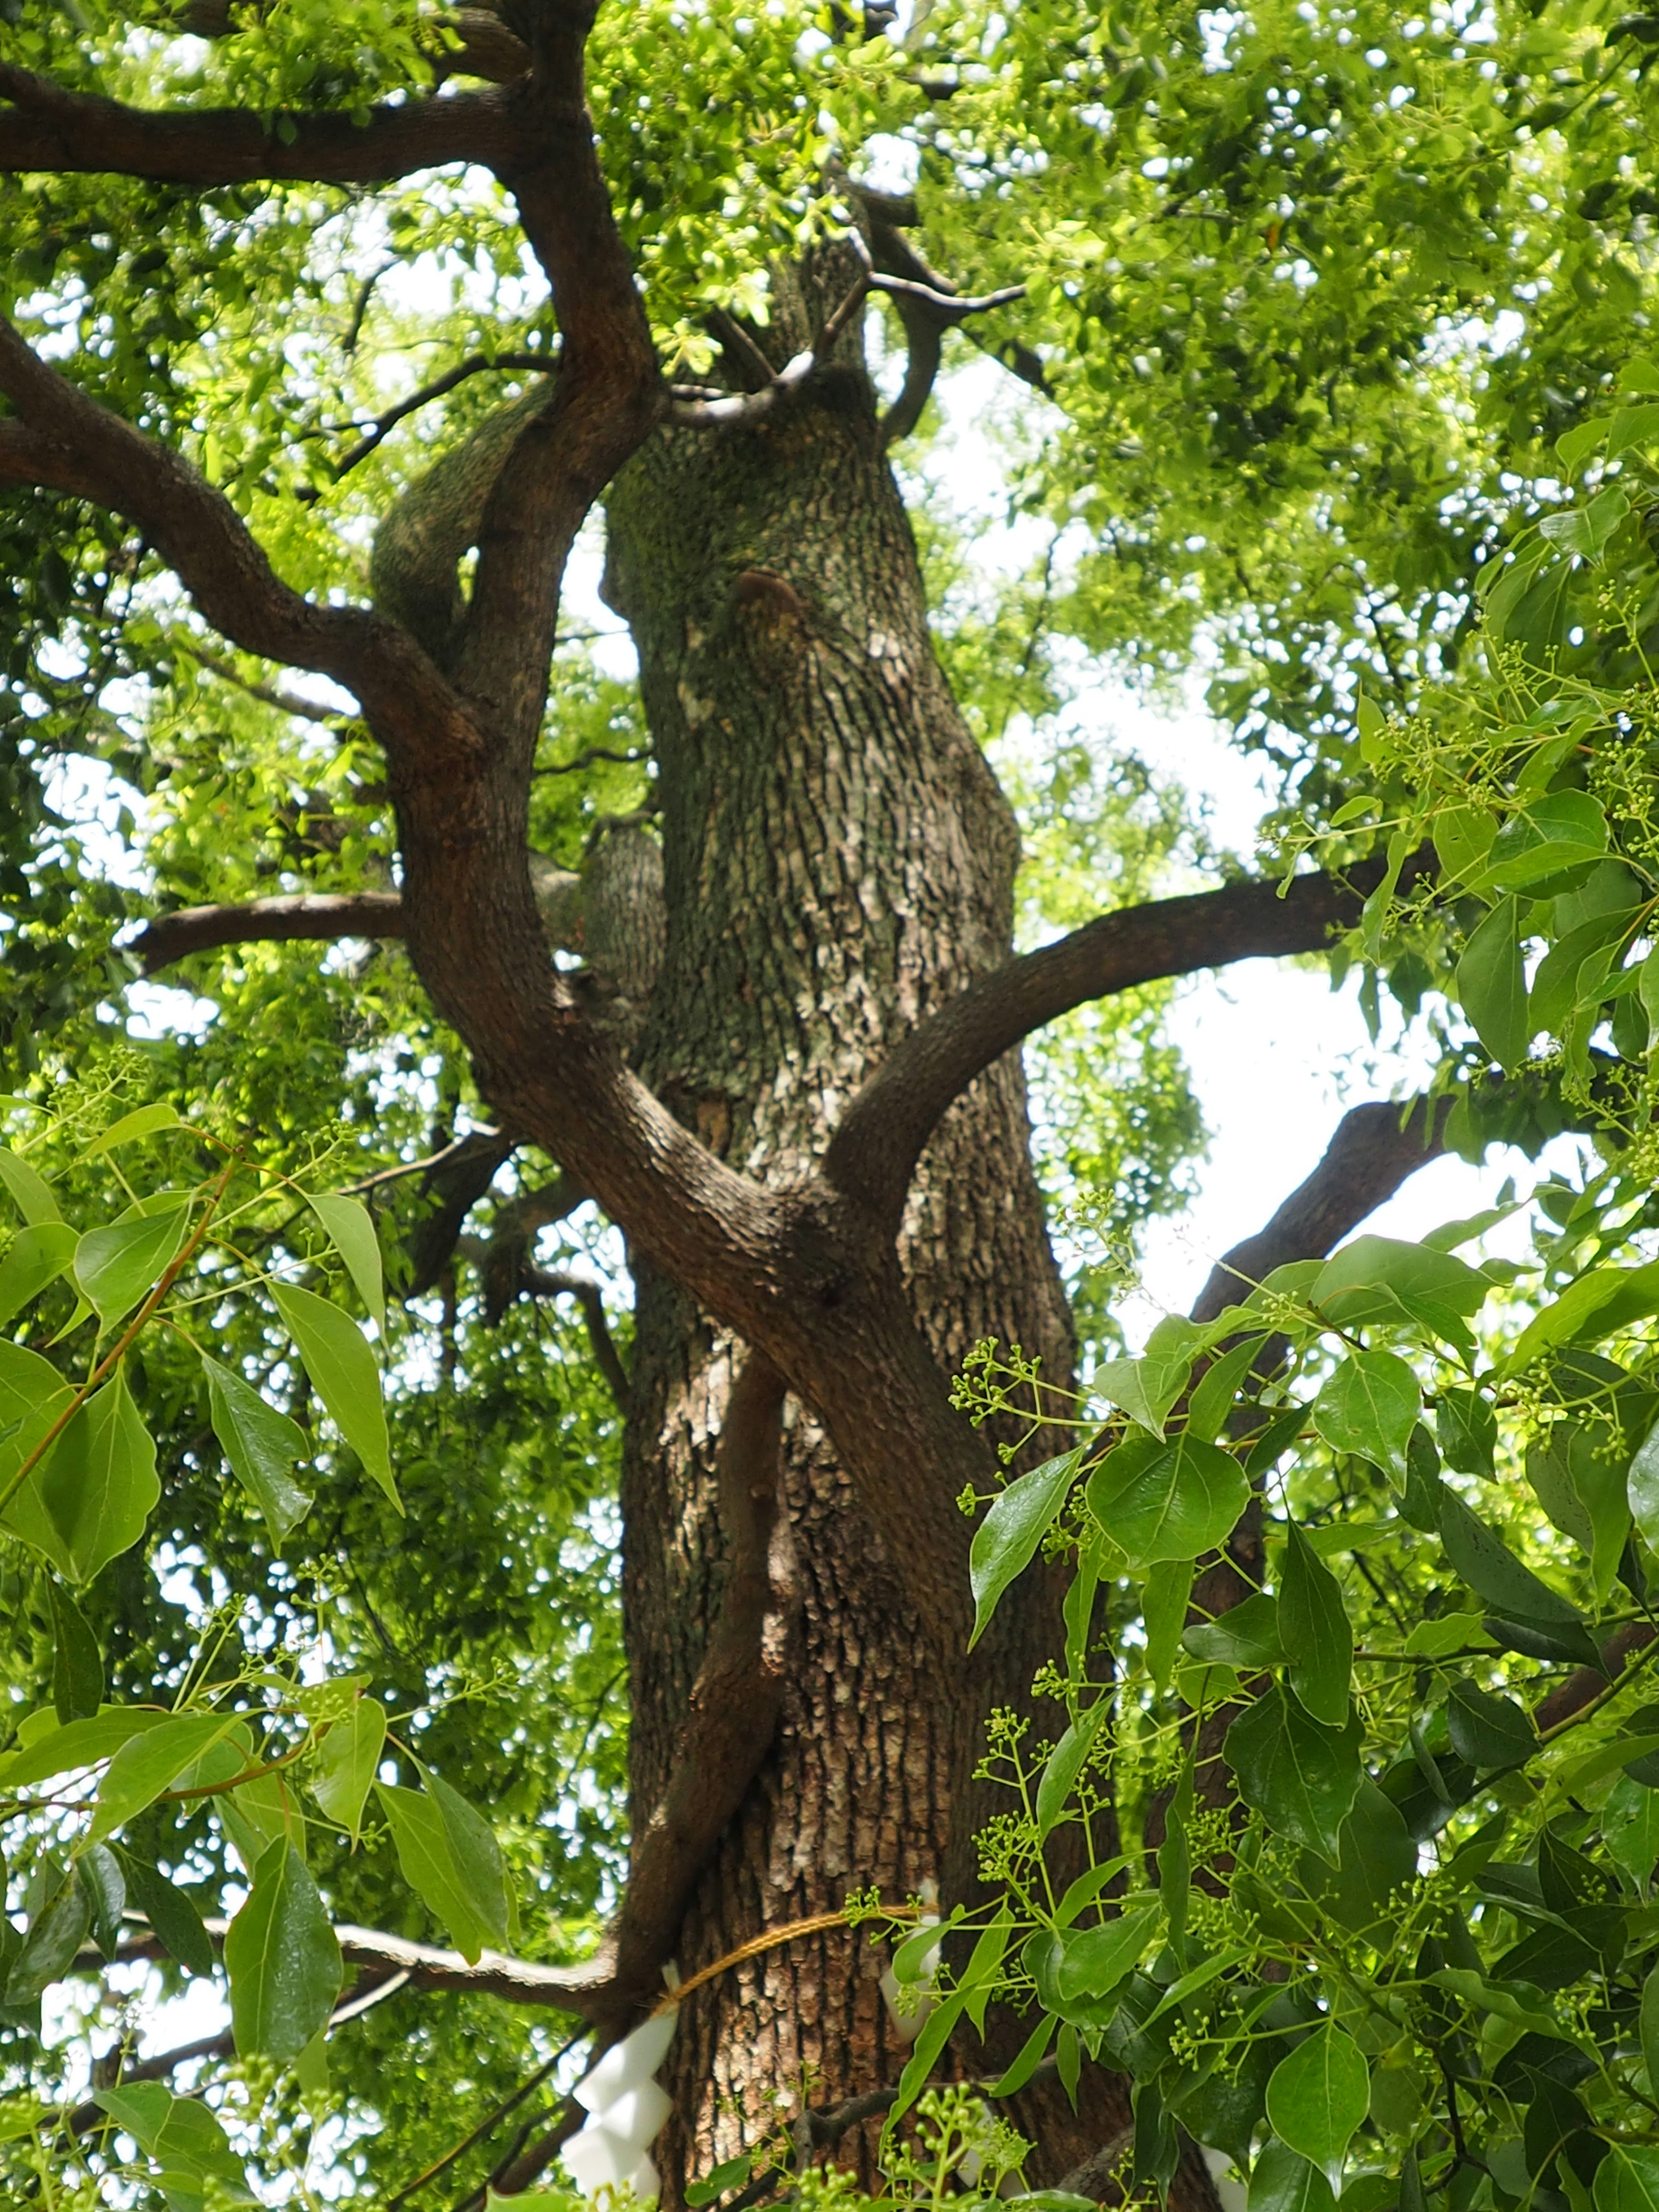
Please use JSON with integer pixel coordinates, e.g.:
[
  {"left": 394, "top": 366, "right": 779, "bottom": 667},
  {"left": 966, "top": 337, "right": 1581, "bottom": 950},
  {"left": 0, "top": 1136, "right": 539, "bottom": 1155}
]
[
  {"left": 405, "top": 1131, "right": 522, "bottom": 1298},
  {"left": 333, "top": 352, "right": 550, "bottom": 479},
  {"left": 130, "top": 892, "right": 407, "bottom": 975},
  {"left": 343, "top": 1126, "right": 509, "bottom": 1195},
  {"left": 600, "top": 1353, "right": 795, "bottom": 2018},
  {"left": 521, "top": 1265, "right": 629, "bottom": 1406},
  {"left": 0, "top": 329, "right": 448, "bottom": 738},
  {"left": 0, "top": 63, "right": 517, "bottom": 184},
  {"left": 880, "top": 301, "right": 943, "bottom": 448},
  {"left": 1535, "top": 1621, "right": 1655, "bottom": 1732},
  {"left": 1189, "top": 1094, "right": 1454, "bottom": 1324},
  {"left": 535, "top": 744, "right": 648, "bottom": 776},
  {"left": 824, "top": 855, "right": 1428, "bottom": 1233}
]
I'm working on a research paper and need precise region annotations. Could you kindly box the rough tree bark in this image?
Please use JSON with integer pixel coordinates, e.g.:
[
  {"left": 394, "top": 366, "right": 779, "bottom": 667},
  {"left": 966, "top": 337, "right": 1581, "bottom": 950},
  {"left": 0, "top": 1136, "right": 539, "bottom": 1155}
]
[{"left": 600, "top": 250, "right": 1103, "bottom": 2183}]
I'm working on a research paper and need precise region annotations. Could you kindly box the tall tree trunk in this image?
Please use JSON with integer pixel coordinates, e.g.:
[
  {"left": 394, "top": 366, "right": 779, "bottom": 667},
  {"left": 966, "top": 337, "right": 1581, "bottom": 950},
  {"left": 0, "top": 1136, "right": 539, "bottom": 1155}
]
[{"left": 601, "top": 263, "right": 1124, "bottom": 2193}]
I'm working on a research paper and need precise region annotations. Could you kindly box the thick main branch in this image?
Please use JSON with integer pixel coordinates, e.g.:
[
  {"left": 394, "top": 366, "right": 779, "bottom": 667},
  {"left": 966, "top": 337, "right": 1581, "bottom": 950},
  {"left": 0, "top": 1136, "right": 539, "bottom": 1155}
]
[
  {"left": 823, "top": 856, "right": 1424, "bottom": 1230},
  {"left": 0, "top": 63, "right": 515, "bottom": 184}
]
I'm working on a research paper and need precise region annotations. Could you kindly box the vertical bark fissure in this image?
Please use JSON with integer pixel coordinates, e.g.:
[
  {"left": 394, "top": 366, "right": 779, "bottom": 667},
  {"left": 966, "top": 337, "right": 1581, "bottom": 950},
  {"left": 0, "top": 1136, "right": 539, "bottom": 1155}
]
[{"left": 602, "top": 277, "right": 1119, "bottom": 2190}]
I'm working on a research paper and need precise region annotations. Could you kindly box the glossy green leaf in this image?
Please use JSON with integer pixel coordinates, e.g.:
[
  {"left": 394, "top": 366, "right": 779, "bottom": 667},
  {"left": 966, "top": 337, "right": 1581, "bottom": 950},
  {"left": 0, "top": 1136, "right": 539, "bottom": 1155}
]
[
  {"left": 306, "top": 1192, "right": 386, "bottom": 1334},
  {"left": 1641, "top": 1964, "right": 1659, "bottom": 2098},
  {"left": 1093, "top": 1351, "right": 1192, "bottom": 1439},
  {"left": 1055, "top": 1901, "right": 1161, "bottom": 2002},
  {"left": 47, "top": 1577, "right": 102, "bottom": 1724},
  {"left": 1222, "top": 1684, "right": 1362, "bottom": 1860},
  {"left": 1142, "top": 1554, "right": 1194, "bottom": 1693},
  {"left": 378, "top": 1769, "right": 509, "bottom": 1963},
  {"left": 3, "top": 1868, "right": 88, "bottom": 2006},
  {"left": 203, "top": 1353, "right": 313, "bottom": 1542},
  {"left": 224, "top": 1838, "right": 341, "bottom": 2060},
  {"left": 1456, "top": 897, "right": 1530, "bottom": 1068},
  {"left": 1185, "top": 1334, "right": 1268, "bottom": 1443},
  {"left": 94, "top": 2081, "right": 248, "bottom": 2198},
  {"left": 0, "top": 1222, "right": 76, "bottom": 1328},
  {"left": 310, "top": 1697, "right": 385, "bottom": 1844},
  {"left": 84, "top": 1104, "right": 181, "bottom": 1156},
  {"left": 0, "top": 1148, "right": 60, "bottom": 1227},
  {"left": 1265, "top": 2025, "right": 1369, "bottom": 2189},
  {"left": 1479, "top": 792, "right": 1609, "bottom": 893},
  {"left": 968, "top": 1447, "right": 1081, "bottom": 1649},
  {"left": 6, "top": 1370, "right": 159, "bottom": 1586},
  {"left": 1439, "top": 1484, "right": 1588, "bottom": 1632},
  {"left": 72, "top": 1198, "right": 190, "bottom": 1325},
  {"left": 1084, "top": 1432, "right": 1247, "bottom": 1568},
  {"left": 1312, "top": 1236, "right": 1489, "bottom": 1339},
  {"left": 1248, "top": 2139, "right": 1336, "bottom": 2212},
  {"left": 89, "top": 1710, "right": 244, "bottom": 1844},
  {"left": 1446, "top": 1678, "right": 1537, "bottom": 1771},
  {"left": 118, "top": 1851, "right": 216, "bottom": 1977},
  {"left": 1183, "top": 1592, "right": 1284, "bottom": 1667},
  {"left": 1529, "top": 1423, "right": 1627, "bottom": 1596},
  {"left": 78, "top": 1842, "right": 125, "bottom": 1960},
  {"left": 1594, "top": 2145, "right": 1659, "bottom": 2212},
  {"left": 0, "top": 1705, "right": 171, "bottom": 1789},
  {"left": 271, "top": 1281, "right": 398, "bottom": 1511},
  {"left": 1281, "top": 1523, "right": 1352, "bottom": 1727},
  {"left": 1509, "top": 1261, "right": 1659, "bottom": 1373},
  {"left": 1313, "top": 1350, "right": 1418, "bottom": 1478}
]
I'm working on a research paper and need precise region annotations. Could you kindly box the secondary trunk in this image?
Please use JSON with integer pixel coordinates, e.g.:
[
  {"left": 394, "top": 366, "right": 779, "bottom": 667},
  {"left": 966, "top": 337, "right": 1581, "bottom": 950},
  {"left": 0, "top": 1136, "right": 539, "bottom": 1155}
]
[{"left": 601, "top": 263, "right": 1124, "bottom": 2194}]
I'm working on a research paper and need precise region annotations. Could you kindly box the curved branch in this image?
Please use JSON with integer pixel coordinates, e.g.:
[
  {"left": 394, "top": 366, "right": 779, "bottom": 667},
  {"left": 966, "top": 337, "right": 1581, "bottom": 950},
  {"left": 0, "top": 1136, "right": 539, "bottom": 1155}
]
[
  {"left": 0, "top": 327, "right": 447, "bottom": 739},
  {"left": 601, "top": 1352, "right": 796, "bottom": 2017},
  {"left": 823, "top": 855, "right": 1428, "bottom": 1232},
  {"left": 131, "top": 892, "right": 407, "bottom": 974},
  {"left": 332, "top": 351, "right": 550, "bottom": 480},
  {"left": 0, "top": 64, "right": 516, "bottom": 184},
  {"left": 666, "top": 257, "right": 874, "bottom": 429},
  {"left": 1189, "top": 1094, "right": 1454, "bottom": 1325}
]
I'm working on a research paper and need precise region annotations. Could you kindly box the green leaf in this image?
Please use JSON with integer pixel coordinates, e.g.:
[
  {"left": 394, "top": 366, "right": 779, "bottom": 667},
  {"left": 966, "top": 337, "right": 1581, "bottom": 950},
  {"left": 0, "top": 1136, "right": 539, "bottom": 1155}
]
[
  {"left": 310, "top": 1697, "right": 385, "bottom": 1844},
  {"left": 1182, "top": 1592, "right": 1284, "bottom": 1667},
  {"left": 78, "top": 1841, "right": 125, "bottom": 1959},
  {"left": 1641, "top": 1964, "right": 1659, "bottom": 2098},
  {"left": 1084, "top": 1433, "right": 1247, "bottom": 1568},
  {"left": 202, "top": 1354, "right": 313, "bottom": 1543},
  {"left": 1142, "top": 1555, "right": 1194, "bottom": 1693},
  {"left": 1594, "top": 2145, "right": 1659, "bottom": 2212},
  {"left": 1526, "top": 1424, "right": 1626, "bottom": 1597},
  {"left": 3, "top": 1867, "right": 88, "bottom": 2006},
  {"left": 0, "top": 1705, "right": 171, "bottom": 1789},
  {"left": 306, "top": 1192, "right": 386, "bottom": 1334},
  {"left": 686, "top": 2156, "right": 755, "bottom": 2206},
  {"left": 0, "top": 1148, "right": 60, "bottom": 1227},
  {"left": 89, "top": 1710, "right": 244, "bottom": 1844},
  {"left": 1185, "top": 1335, "right": 1268, "bottom": 1443},
  {"left": 1437, "top": 1387, "right": 1497, "bottom": 1478},
  {"left": 1055, "top": 1901, "right": 1161, "bottom": 2002},
  {"left": 84, "top": 1105, "right": 182, "bottom": 1156},
  {"left": 47, "top": 1579, "right": 102, "bottom": 1723},
  {"left": 968, "top": 1447, "right": 1081, "bottom": 1649},
  {"left": 890, "top": 1982, "right": 972, "bottom": 2122},
  {"left": 1312, "top": 1236, "right": 1489, "bottom": 1340},
  {"left": 0, "top": 1222, "right": 76, "bottom": 1328},
  {"left": 1508, "top": 1262, "right": 1659, "bottom": 1373},
  {"left": 1281, "top": 1523, "right": 1352, "bottom": 1726},
  {"left": 118, "top": 1852, "right": 216, "bottom": 1977},
  {"left": 378, "top": 1768, "right": 509, "bottom": 1962},
  {"left": 988, "top": 2014, "right": 1052, "bottom": 2097},
  {"left": 1316, "top": 1780, "right": 1417, "bottom": 1934},
  {"left": 72, "top": 1199, "right": 190, "bottom": 1325},
  {"left": 1248, "top": 2139, "right": 1337, "bottom": 2212},
  {"left": 1446, "top": 1678, "right": 1537, "bottom": 1771},
  {"left": 1313, "top": 1351, "right": 1418, "bottom": 1478},
  {"left": 1478, "top": 793, "right": 1609, "bottom": 894},
  {"left": 1222, "top": 1684, "right": 1362, "bottom": 1860},
  {"left": 1093, "top": 1352, "right": 1192, "bottom": 1439},
  {"left": 271, "top": 1281, "right": 398, "bottom": 1511},
  {"left": 1439, "top": 1484, "right": 1589, "bottom": 1634},
  {"left": 1456, "top": 897, "right": 1530, "bottom": 1069},
  {"left": 1265, "top": 2024, "right": 1369, "bottom": 2190},
  {"left": 6, "top": 1370, "right": 160, "bottom": 1586},
  {"left": 224, "top": 1838, "right": 341, "bottom": 2060},
  {"left": 95, "top": 2082, "right": 248, "bottom": 2197}
]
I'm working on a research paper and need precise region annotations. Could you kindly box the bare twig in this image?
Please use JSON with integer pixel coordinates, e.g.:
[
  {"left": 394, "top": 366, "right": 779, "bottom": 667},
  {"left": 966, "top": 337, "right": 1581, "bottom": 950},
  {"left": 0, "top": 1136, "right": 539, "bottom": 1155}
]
[
  {"left": 332, "top": 351, "right": 550, "bottom": 478},
  {"left": 521, "top": 1265, "right": 629, "bottom": 1406},
  {"left": 386, "top": 2028, "right": 589, "bottom": 2209},
  {"left": 177, "top": 642, "right": 347, "bottom": 725}
]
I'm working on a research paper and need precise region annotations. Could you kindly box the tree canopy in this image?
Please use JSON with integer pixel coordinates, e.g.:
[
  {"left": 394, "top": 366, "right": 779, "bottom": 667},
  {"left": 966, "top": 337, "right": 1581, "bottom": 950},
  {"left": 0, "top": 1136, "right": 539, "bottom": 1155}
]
[{"left": 13, "top": 4, "right": 1659, "bottom": 2212}]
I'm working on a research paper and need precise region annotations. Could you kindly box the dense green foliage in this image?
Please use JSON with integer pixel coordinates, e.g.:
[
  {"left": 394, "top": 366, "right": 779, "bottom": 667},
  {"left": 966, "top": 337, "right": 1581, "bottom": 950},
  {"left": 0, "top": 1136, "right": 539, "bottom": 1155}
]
[{"left": 18, "top": 0, "right": 1659, "bottom": 2208}]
